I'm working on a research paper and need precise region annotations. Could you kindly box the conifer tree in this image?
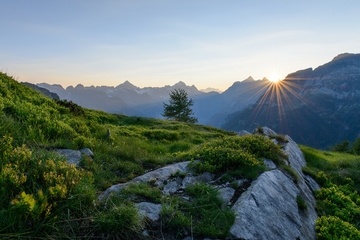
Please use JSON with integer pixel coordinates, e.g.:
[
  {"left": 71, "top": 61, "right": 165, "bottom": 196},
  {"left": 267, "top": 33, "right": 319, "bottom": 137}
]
[{"left": 162, "top": 89, "right": 198, "bottom": 123}]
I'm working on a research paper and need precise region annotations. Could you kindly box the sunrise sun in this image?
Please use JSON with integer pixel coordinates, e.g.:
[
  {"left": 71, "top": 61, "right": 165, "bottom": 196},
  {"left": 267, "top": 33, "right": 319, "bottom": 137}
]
[{"left": 268, "top": 73, "right": 282, "bottom": 83}]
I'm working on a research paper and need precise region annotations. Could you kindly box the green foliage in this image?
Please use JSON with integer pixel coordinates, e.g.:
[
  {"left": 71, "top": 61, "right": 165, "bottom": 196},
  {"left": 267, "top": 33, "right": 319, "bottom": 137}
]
[
  {"left": 94, "top": 196, "right": 144, "bottom": 239},
  {"left": 316, "top": 216, "right": 360, "bottom": 240},
  {"left": 301, "top": 145, "right": 360, "bottom": 239},
  {"left": 296, "top": 196, "right": 307, "bottom": 210},
  {"left": 330, "top": 138, "right": 360, "bottom": 155},
  {"left": 330, "top": 140, "right": 350, "bottom": 153},
  {"left": 142, "top": 129, "right": 180, "bottom": 142},
  {"left": 269, "top": 134, "right": 289, "bottom": 144},
  {"left": 351, "top": 138, "right": 360, "bottom": 155},
  {"left": 315, "top": 182, "right": 360, "bottom": 224},
  {"left": 161, "top": 183, "right": 235, "bottom": 238},
  {"left": 162, "top": 88, "right": 198, "bottom": 123},
  {"left": 187, "top": 135, "right": 285, "bottom": 179},
  {"left": 0, "top": 135, "right": 95, "bottom": 237},
  {"left": 120, "top": 182, "right": 163, "bottom": 203},
  {"left": 55, "top": 99, "right": 85, "bottom": 116},
  {"left": 0, "top": 72, "right": 288, "bottom": 238},
  {"left": 300, "top": 145, "right": 360, "bottom": 189}
]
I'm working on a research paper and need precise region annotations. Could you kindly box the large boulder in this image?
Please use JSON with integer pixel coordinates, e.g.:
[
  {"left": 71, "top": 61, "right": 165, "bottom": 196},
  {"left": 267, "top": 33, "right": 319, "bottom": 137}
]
[
  {"left": 230, "top": 170, "right": 301, "bottom": 240},
  {"left": 229, "top": 133, "right": 319, "bottom": 240}
]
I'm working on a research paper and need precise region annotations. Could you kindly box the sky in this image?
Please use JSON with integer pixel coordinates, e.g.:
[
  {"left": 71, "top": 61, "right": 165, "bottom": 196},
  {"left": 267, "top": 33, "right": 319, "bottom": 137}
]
[{"left": 1, "top": 0, "right": 360, "bottom": 91}]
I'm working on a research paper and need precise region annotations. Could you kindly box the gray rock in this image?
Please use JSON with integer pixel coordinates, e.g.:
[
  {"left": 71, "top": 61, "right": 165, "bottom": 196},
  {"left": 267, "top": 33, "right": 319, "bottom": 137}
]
[
  {"left": 283, "top": 136, "right": 318, "bottom": 240},
  {"left": 56, "top": 149, "right": 82, "bottom": 166},
  {"left": 261, "top": 126, "right": 277, "bottom": 135},
  {"left": 230, "top": 170, "right": 301, "bottom": 240},
  {"left": 218, "top": 187, "right": 235, "bottom": 205},
  {"left": 284, "top": 135, "right": 307, "bottom": 177},
  {"left": 182, "top": 176, "right": 197, "bottom": 188},
  {"left": 198, "top": 172, "right": 214, "bottom": 183},
  {"left": 304, "top": 175, "right": 321, "bottom": 192},
  {"left": 80, "top": 148, "right": 94, "bottom": 157},
  {"left": 237, "top": 130, "right": 251, "bottom": 136},
  {"left": 99, "top": 161, "right": 192, "bottom": 201},
  {"left": 163, "top": 181, "right": 180, "bottom": 195},
  {"left": 135, "top": 202, "right": 162, "bottom": 221},
  {"left": 263, "top": 159, "right": 277, "bottom": 170},
  {"left": 235, "top": 179, "right": 247, "bottom": 187}
]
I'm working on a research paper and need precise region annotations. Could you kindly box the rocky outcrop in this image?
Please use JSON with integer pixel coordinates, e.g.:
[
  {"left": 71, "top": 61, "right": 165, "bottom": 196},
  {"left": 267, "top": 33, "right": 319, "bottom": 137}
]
[
  {"left": 98, "top": 129, "right": 319, "bottom": 239},
  {"left": 229, "top": 133, "right": 319, "bottom": 240},
  {"left": 230, "top": 170, "right": 301, "bottom": 240},
  {"left": 98, "top": 161, "right": 193, "bottom": 201}
]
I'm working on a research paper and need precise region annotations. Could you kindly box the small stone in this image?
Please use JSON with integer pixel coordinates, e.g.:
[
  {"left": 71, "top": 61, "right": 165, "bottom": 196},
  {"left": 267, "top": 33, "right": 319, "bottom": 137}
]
[
  {"left": 56, "top": 149, "right": 82, "bottom": 167},
  {"left": 264, "top": 159, "right": 277, "bottom": 170},
  {"left": 135, "top": 202, "right": 162, "bottom": 221}
]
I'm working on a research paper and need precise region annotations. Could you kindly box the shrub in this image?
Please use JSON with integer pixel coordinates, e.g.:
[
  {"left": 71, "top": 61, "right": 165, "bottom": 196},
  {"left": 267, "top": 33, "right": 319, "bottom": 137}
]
[
  {"left": 269, "top": 134, "right": 289, "bottom": 144},
  {"left": 330, "top": 140, "right": 350, "bottom": 153},
  {"left": 186, "top": 135, "right": 286, "bottom": 179},
  {"left": 316, "top": 216, "right": 360, "bottom": 239},
  {"left": 55, "top": 100, "right": 85, "bottom": 116},
  {"left": 315, "top": 183, "right": 360, "bottom": 224},
  {"left": 296, "top": 196, "right": 307, "bottom": 210},
  {"left": 0, "top": 135, "right": 94, "bottom": 236}
]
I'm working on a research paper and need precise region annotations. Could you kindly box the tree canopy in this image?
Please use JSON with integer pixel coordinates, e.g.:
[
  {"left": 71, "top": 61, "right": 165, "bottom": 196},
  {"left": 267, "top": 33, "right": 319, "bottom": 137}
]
[{"left": 162, "top": 89, "right": 198, "bottom": 123}]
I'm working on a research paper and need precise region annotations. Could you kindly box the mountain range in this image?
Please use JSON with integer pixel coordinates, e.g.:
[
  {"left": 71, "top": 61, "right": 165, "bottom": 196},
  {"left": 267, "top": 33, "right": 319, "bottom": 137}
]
[
  {"left": 35, "top": 53, "right": 360, "bottom": 149},
  {"left": 222, "top": 53, "right": 360, "bottom": 149}
]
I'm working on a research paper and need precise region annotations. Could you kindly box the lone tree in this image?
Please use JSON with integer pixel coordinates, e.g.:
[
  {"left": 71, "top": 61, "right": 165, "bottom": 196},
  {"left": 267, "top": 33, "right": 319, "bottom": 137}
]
[{"left": 162, "top": 89, "right": 198, "bottom": 123}]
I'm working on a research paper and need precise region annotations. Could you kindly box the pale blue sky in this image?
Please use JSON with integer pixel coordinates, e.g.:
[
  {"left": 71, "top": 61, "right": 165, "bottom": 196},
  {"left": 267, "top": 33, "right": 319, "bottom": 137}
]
[{"left": 1, "top": 0, "right": 360, "bottom": 90}]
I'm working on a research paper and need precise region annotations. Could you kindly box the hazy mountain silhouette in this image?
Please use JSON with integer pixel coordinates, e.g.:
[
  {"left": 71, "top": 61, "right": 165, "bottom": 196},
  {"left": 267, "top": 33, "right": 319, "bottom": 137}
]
[
  {"left": 222, "top": 53, "right": 360, "bottom": 149},
  {"left": 39, "top": 77, "right": 269, "bottom": 126}
]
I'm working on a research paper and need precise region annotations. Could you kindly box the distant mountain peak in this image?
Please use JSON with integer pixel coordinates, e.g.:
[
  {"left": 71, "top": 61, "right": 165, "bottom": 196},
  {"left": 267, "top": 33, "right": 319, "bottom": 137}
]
[
  {"left": 243, "top": 76, "right": 255, "bottom": 82},
  {"left": 116, "top": 80, "right": 137, "bottom": 89},
  {"left": 262, "top": 77, "right": 269, "bottom": 82},
  {"left": 173, "top": 81, "right": 187, "bottom": 88}
]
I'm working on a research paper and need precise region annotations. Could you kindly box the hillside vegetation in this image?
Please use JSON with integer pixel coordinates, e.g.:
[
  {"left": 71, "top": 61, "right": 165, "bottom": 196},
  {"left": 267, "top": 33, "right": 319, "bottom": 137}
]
[
  {"left": 301, "top": 145, "right": 360, "bottom": 239},
  {"left": 0, "top": 72, "right": 285, "bottom": 238},
  {"left": 2, "top": 71, "right": 360, "bottom": 239}
]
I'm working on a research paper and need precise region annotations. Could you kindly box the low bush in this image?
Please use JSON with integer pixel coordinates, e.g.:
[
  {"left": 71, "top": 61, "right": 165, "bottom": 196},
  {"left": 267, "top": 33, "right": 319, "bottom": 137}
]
[
  {"left": 301, "top": 145, "right": 360, "bottom": 239},
  {"left": 0, "top": 135, "right": 95, "bottom": 237},
  {"left": 316, "top": 216, "right": 360, "bottom": 239},
  {"left": 186, "top": 135, "right": 286, "bottom": 179}
]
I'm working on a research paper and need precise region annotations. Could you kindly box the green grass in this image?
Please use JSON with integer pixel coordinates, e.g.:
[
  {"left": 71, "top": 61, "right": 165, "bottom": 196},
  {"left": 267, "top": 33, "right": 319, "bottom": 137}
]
[
  {"left": 300, "top": 145, "right": 360, "bottom": 190},
  {"left": 0, "top": 72, "right": 240, "bottom": 238},
  {"left": 300, "top": 145, "right": 360, "bottom": 238},
  {"left": 7, "top": 71, "right": 357, "bottom": 239},
  {"left": 161, "top": 183, "right": 235, "bottom": 239}
]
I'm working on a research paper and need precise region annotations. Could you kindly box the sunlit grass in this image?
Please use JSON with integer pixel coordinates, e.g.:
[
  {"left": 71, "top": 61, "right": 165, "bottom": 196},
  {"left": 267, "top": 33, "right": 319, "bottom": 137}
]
[{"left": 300, "top": 145, "right": 360, "bottom": 190}]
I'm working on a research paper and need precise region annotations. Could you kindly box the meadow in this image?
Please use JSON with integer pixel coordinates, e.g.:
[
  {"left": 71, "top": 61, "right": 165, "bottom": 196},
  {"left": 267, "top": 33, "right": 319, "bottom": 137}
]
[{"left": 1, "top": 71, "right": 360, "bottom": 239}]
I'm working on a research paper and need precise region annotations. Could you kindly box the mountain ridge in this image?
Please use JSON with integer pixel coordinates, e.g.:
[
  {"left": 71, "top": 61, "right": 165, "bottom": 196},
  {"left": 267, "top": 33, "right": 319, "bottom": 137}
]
[{"left": 222, "top": 53, "right": 360, "bottom": 148}]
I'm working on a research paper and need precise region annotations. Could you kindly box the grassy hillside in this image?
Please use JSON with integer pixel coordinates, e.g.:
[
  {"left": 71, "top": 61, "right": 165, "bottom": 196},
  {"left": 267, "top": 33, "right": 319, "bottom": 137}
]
[
  {"left": 2, "top": 71, "right": 360, "bottom": 239},
  {"left": 1, "top": 72, "right": 286, "bottom": 238},
  {"left": 301, "top": 145, "right": 360, "bottom": 239}
]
